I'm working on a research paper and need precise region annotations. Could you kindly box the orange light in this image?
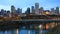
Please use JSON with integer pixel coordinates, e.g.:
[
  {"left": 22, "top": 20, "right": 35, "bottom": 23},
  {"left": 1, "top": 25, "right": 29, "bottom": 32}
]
[
  {"left": 46, "top": 24, "right": 49, "bottom": 30},
  {"left": 45, "top": 11, "right": 50, "bottom": 15}
]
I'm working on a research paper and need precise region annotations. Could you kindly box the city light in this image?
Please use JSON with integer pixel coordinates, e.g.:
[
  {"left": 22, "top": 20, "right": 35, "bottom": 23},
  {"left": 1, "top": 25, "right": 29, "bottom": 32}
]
[
  {"left": 45, "top": 11, "right": 50, "bottom": 15},
  {"left": 0, "top": 3, "right": 59, "bottom": 21},
  {"left": 50, "top": 22, "right": 57, "bottom": 28},
  {"left": 39, "top": 24, "right": 43, "bottom": 29},
  {"left": 45, "top": 24, "right": 49, "bottom": 30}
]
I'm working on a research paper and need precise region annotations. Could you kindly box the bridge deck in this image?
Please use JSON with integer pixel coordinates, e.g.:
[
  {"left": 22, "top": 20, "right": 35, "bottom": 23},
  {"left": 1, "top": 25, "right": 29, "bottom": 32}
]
[
  {"left": 0, "top": 19, "right": 60, "bottom": 31},
  {"left": 0, "top": 19, "right": 60, "bottom": 21}
]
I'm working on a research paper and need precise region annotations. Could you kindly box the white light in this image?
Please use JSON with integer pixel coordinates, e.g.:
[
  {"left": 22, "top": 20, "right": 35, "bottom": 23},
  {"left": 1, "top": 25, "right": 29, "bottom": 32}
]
[
  {"left": 28, "top": 30, "right": 30, "bottom": 34},
  {"left": 39, "top": 24, "right": 42, "bottom": 28},
  {"left": 16, "top": 28, "right": 18, "bottom": 34},
  {"left": 5, "top": 30, "right": 7, "bottom": 34}
]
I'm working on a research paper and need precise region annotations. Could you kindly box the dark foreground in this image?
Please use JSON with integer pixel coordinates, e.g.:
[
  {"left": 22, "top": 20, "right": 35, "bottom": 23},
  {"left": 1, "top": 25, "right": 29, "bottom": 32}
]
[{"left": 45, "top": 25, "right": 60, "bottom": 34}]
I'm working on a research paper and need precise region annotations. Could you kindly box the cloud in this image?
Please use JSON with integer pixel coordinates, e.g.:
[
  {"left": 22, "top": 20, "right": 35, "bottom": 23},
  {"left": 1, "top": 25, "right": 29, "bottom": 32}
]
[
  {"left": 22, "top": 7, "right": 28, "bottom": 13},
  {"left": 22, "top": 6, "right": 31, "bottom": 13},
  {"left": 0, "top": 5, "right": 10, "bottom": 11}
]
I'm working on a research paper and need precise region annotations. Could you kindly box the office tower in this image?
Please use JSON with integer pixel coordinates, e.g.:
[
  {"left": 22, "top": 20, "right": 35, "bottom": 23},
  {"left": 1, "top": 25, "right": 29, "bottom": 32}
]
[
  {"left": 0, "top": 11, "right": 1, "bottom": 15},
  {"left": 55, "top": 7, "right": 59, "bottom": 14},
  {"left": 20, "top": 8, "right": 22, "bottom": 14},
  {"left": 0, "top": 11, "right": 2, "bottom": 17},
  {"left": 51, "top": 8, "right": 55, "bottom": 15},
  {"left": 25, "top": 7, "right": 30, "bottom": 14},
  {"left": 54, "top": 10, "right": 58, "bottom": 15},
  {"left": 39, "top": 7, "right": 44, "bottom": 15},
  {"left": 0, "top": 12, "right": 1, "bottom": 15},
  {"left": 1, "top": 9, "right": 5, "bottom": 15},
  {"left": 7, "top": 10, "right": 10, "bottom": 14},
  {"left": 7, "top": 10, "right": 10, "bottom": 16},
  {"left": 6, "top": 10, "right": 11, "bottom": 17},
  {"left": 4, "top": 10, "right": 7, "bottom": 16},
  {"left": 31, "top": 6, "right": 35, "bottom": 14},
  {"left": 11, "top": 5, "right": 16, "bottom": 14},
  {"left": 17, "top": 8, "right": 22, "bottom": 15},
  {"left": 35, "top": 3, "right": 39, "bottom": 14}
]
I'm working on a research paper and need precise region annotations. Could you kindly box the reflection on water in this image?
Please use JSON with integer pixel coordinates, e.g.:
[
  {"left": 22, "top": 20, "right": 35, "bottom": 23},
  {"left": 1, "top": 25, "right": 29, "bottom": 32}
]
[{"left": 0, "top": 29, "right": 47, "bottom": 34}]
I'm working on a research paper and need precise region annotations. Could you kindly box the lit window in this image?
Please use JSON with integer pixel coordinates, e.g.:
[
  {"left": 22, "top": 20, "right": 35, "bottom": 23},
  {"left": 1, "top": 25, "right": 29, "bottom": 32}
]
[{"left": 45, "top": 11, "right": 50, "bottom": 15}]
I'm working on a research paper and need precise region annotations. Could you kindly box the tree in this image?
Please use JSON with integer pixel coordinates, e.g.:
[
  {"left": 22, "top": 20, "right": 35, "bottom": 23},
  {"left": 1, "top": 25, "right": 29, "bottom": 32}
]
[{"left": 45, "top": 25, "right": 60, "bottom": 34}]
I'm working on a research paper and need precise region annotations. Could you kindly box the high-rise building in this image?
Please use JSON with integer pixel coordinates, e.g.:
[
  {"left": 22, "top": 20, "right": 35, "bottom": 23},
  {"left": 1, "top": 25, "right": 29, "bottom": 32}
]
[
  {"left": 0, "top": 11, "right": 3, "bottom": 17},
  {"left": 11, "top": 5, "right": 16, "bottom": 14},
  {"left": 0, "top": 12, "right": 1, "bottom": 15},
  {"left": 55, "top": 7, "right": 59, "bottom": 14},
  {"left": 7, "top": 10, "right": 10, "bottom": 14},
  {"left": 25, "top": 7, "right": 30, "bottom": 14},
  {"left": 31, "top": 6, "right": 35, "bottom": 14},
  {"left": 1, "top": 9, "right": 5, "bottom": 15},
  {"left": 35, "top": 3, "right": 39, "bottom": 14},
  {"left": 17, "top": 8, "right": 22, "bottom": 14},
  {"left": 51, "top": 8, "right": 55, "bottom": 15},
  {"left": 6, "top": 10, "right": 10, "bottom": 17},
  {"left": 2, "top": 10, "right": 7, "bottom": 16},
  {"left": 39, "top": 7, "right": 44, "bottom": 15},
  {"left": 20, "top": 8, "right": 22, "bottom": 14}
]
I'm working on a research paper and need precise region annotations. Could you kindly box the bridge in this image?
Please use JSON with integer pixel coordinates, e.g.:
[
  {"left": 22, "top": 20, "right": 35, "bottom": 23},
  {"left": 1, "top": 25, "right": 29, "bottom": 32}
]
[{"left": 0, "top": 15, "right": 60, "bottom": 34}]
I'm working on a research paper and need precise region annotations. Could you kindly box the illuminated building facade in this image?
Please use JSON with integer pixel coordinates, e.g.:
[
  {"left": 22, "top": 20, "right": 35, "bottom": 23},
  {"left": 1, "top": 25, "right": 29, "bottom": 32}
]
[
  {"left": 11, "top": 5, "right": 16, "bottom": 14},
  {"left": 55, "top": 7, "right": 59, "bottom": 14},
  {"left": 25, "top": 7, "right": 30, "bottom": 14},
  {"left": 51, "top": 8, "right": 55, "bottom": 15},
  {"left": 45, "top": 10, "right": 51, "bottom": 15},
  {"left": 31, "top": 6, "right": 35, "bottom": 14},
  {"left": 39, "top": 7, "right": 44, "bottom": 15},
  {"left": 35, "top": 3, "right": 39, "bottom": 14},
  {"left": 17, "top": 8, "right": 22, "bottom": 15}
]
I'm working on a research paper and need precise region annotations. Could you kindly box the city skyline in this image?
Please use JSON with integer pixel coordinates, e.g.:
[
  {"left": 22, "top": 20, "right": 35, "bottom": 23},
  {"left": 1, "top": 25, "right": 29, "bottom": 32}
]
[{"left": 0, "top": 0, "right": 60, "bottom": 13}]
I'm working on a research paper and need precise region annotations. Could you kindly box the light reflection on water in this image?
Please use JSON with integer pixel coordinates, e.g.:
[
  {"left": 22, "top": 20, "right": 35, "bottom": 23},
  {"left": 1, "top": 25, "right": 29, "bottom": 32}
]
[{"left": 0, "top": 29, "right": 47, "bottom": 34}]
